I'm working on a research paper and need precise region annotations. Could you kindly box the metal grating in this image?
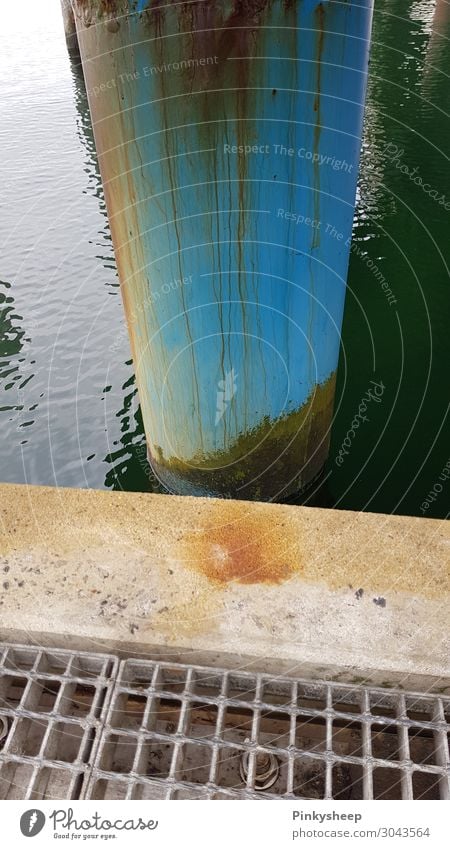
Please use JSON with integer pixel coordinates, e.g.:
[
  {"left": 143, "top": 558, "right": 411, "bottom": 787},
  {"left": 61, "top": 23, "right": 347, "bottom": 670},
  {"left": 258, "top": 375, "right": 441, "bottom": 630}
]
[
  {"left": 85, "top": 659, "right": 450, "bottom": 801},
  {"left": 0, "top": 644, "right": 117, "bottom": 799},
  {"left": 0, "top": 646, "right": 448, "bottom": 800}
]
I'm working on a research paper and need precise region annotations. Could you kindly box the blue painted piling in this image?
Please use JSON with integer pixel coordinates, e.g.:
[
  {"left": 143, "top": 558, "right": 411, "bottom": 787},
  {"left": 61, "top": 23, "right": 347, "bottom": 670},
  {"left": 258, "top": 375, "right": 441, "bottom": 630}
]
[{"left": 72, "top": 0, "right": 374, "bottom": 500}]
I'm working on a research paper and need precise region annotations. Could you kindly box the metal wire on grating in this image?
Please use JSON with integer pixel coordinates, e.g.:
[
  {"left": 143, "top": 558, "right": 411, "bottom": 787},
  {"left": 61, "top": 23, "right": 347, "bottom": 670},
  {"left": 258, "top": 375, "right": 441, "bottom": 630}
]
[
  {"left": 0, "top": 643, "right": 117, "bottom": 800},
  {"left": 84, "top": 658, "right": 450, "bottom": 801}
]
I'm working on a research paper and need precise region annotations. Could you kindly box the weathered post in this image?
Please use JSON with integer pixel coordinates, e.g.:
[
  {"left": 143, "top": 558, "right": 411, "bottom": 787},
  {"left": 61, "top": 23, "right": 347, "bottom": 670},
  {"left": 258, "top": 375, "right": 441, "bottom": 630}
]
[
  {"left": 72, "top": 0, "right": 374, "bottom": 500},
  {"left": 60, "top": 0, "right": 80, "bottom": 56}
]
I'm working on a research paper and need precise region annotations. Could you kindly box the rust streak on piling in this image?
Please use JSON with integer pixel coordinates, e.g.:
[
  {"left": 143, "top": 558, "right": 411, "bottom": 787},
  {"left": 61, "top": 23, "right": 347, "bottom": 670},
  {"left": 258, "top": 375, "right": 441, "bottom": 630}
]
[{"left": 312, "top": 1, "right": 325, "bottom": 250}]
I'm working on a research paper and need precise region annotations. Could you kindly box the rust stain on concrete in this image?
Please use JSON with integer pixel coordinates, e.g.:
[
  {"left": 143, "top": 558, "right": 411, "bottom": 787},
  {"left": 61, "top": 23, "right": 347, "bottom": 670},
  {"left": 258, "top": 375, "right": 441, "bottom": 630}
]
[
  {"left": 177, "top": 501, "right": 303, "bottom": 586},
  {"left": 0, "top": 485, "right": 449, "bottom": 603},
  {"left": 1, "top": 486, "right": 449, "bottom": 678}
]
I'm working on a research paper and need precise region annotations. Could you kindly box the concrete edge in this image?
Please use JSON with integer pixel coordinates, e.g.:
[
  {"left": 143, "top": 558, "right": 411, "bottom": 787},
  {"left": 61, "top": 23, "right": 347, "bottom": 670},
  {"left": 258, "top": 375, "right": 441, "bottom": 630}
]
[{"left": 0, "top": 483, "right": 449, "bottom": 689}]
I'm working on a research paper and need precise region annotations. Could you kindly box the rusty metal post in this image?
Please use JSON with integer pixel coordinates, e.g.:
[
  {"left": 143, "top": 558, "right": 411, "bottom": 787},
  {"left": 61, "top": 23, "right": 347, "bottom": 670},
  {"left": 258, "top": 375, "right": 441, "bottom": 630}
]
[
  {"left": 73, "top": 0, "right": 374, "bottom": 501},
  {"left": 60, "top": 0, "right": 79, "bottom": 56}
]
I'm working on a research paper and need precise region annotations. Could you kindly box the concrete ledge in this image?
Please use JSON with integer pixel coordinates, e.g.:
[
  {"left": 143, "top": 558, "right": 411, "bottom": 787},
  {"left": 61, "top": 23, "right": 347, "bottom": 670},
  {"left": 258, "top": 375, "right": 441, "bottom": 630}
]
[{"left": 0, "top": 484, "right": 448, "bottom": 691}]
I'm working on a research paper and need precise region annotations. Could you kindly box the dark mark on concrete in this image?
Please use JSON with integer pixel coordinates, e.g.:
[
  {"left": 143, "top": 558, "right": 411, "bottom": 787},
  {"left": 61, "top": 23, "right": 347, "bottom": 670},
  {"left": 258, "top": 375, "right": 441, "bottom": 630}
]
[
  {"left": 355, "top": 588, "right": 364, "bottom": 600},
  {"left": 373, "top": 596, "right": 386, "bottom": 608}
]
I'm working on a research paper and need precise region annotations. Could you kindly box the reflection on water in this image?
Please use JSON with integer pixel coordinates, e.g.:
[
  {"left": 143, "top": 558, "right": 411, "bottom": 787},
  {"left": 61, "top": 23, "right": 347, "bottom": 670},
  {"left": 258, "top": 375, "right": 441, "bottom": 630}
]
[
  {"left": 421, "top": 0, "right": 450, "bottom": 101},
  {"left": 0, "top": 0, "right": 448, "bottom": 516},
  {"left": 68, "top": 58, "right": 165, "bottom": 490},
  {"left": 325, "top": 0, "right": 450, "bottom": 518},
  {"left": 0, "top": 0, "right": 149, "bottom": 491},
  {"left": 0, "top": 280, "right": 31, "bottom": 433},
  {"left": 67, "top": 53, "right": 165, "bottom": 494}
]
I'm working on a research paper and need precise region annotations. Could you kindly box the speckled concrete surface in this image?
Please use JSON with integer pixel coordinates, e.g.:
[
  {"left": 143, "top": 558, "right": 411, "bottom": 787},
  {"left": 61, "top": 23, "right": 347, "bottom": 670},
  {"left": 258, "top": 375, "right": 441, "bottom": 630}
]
[{"left": 0, "top": 483, "right": 448, "bottom": 688}]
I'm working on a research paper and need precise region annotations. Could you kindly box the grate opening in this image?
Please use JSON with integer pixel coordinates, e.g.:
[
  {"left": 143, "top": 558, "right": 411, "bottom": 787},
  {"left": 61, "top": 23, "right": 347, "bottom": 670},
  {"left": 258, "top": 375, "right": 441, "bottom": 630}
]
[
  {"left": 222, "top": 706, "right": 253, "bottom": 744},
  {"left": 412, "top": 771, "right": 441, "bottom": 800},
  {"left": 298, "top": 684, "right": 327, "bottom": 712},
  {"left": 293, "top": 756, "right": 326, "bottom": 798},
  {"left": 110, "top": 692, "right": 147, "bottom": 730},
  {"left": 373, "top": 767, "right": 405, "bottom": 800},
  {"left": 191, "top": 670, "right": 223, "bottom": 699},
  {"left": 132, "top": 781, "right": 167, "bottom": 800},
  {"left": 173, "top": 787, "right": 209, "bottom": 800},
  {"left": 371, "top": 723, "right": 401, "bottom": 761},
  {"left": 369, "top": 696, "right": 398, "bottom": 719},
  {"left": 405, "top": 696, "right": 437, "bottom": 722},
  {"left": 177, "top": 742, "right": 212, "bottom": 785},
  {"left": 260, "top": 710, "right": 291, "bottom": 748},
  {"left": 332, "top": 763, "right": 364, "bottom": 799},
  {"left": 150, "top": 697, "right": 183, "bottom": 734},
  {"left": 32, "top": 680, "right": 61, "bottom": 712},
  {"left": 59, "top": 683, "right": 100, "bottom": 719},
  {"left": 261, "top": 679, "right": 293, "bottom": 708},
  {"left": 332, "top": 719, "right": 364, "bottom": 758},
  {"left": 99, "top": 734, "right": 137, "bottom": 774},
  {"left": 31, "top": 766, "right": 77, "bottom": 800},
  {"left": 154, "top": 666, "right": 187, "bottom": 695},
  {"left": 259, "top": 753, "right": 289, "bottom": 794},
  {"left": 0, "top": 762, "right": 35, "bottom": 800},
  {"left": 227, "top": 676, "right": 256, "bottom": 703},
  {"left": 408, "top": 727, "right": 438, "bottom": 766},
  {"left": 12, "top": 718, "right": 47, "bottom": 757},
  {"left": 142, "top": 740, "right": 174, "bottom": 779},
  {"left": 3, "top": 649, "right": 35, "bottom": 672},
  {"left": 91, "top": 778, "right": 129, "bottom": 800},
  {"left": 332, "top": 686, "right": 364, "bottom": 713},
  {"left": 36, "top": 652, "right": 68, "bottom": 677},
  {"left": 188, "top": 702, "right": 219, "bottom": 739},
  {"left": 0, "top": 675, "right": 28, "bottom": 707},
  {"left": 216, "top": 747, "right": 245, "bottom": 789},
  {"left": 43, "top": 722, "right": 86, "bottom": 764},
  {"left": 120, "top": 664, "right": 154, "bottom": 691},
  {"left": 296, "top": 715, "right": 327, "bottom": 753},
  {"left": 70, "top": 656, "right": 108, "bottom": 680}
]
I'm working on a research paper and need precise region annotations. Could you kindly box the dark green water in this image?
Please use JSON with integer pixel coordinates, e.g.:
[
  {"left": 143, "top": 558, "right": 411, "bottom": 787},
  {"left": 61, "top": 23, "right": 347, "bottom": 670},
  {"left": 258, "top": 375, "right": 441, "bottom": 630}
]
[{"left": 0, "top": 0, "right": 448, "bottom": 517}]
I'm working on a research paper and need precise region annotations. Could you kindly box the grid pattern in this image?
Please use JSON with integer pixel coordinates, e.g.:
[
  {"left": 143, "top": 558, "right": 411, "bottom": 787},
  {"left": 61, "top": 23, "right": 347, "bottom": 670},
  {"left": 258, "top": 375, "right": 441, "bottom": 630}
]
[
  {"left": 0, "top": 644, "right": 117, "bottom": 799},
  {"left": 1, "top": 646, "right": 448, "bottom": 800},
  {"left": 85, "top": 659, "right": 450, "bottom": 801}
]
